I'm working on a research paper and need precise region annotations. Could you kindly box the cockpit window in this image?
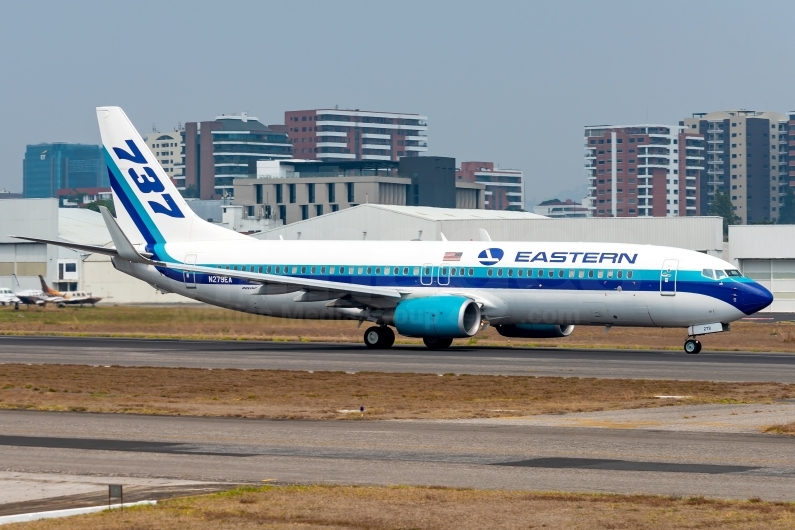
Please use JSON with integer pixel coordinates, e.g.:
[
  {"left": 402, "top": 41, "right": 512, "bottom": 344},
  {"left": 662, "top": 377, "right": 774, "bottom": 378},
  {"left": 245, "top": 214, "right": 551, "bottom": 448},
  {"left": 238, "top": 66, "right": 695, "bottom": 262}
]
[
  {"left": 725, "top": 269, "right": 742, "bottom": 277},
  {"left": 701, "top": 269, "right": 714, "bottom": 279},
  {"left": 714, "top": 270, "right": 727, "bottom": 280}
]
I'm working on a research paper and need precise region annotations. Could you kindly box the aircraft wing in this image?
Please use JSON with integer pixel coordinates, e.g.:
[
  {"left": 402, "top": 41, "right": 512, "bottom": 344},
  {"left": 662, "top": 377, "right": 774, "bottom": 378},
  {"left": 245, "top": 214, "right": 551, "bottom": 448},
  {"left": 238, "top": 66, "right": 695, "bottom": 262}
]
[{"left": 156, "top": 261, "right": 403, "bottom": 300}]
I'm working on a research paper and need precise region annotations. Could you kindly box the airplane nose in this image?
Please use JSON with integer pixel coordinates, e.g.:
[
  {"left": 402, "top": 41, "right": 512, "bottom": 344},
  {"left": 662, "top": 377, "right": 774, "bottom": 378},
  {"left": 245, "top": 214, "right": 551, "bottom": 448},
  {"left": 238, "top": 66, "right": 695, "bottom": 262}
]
[{"left": 738, "top": 282, "right": 774, "bottom": 315}]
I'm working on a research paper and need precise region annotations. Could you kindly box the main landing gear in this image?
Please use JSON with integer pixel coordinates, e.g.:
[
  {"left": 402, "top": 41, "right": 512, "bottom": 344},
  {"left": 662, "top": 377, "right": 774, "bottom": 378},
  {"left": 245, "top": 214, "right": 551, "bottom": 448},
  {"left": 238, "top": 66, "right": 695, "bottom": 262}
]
[
  {"left": 363, "top": 326, "right": 395, "bottom": 349},
  {"left": 684, "top": 338, "right": 702, "bottom": 355}
]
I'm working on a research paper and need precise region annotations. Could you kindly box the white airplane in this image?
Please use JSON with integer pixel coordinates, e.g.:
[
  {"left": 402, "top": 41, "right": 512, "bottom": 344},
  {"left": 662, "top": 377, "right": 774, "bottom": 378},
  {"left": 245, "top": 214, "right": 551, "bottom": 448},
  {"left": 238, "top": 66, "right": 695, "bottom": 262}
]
[
  {"left": 0, "top": 288, "right": 20, "bottom": 306},
  {"left": 9, "top": 274, "right": 60, "bottom": 306},
  {"left": 13, "top": 107, "right": 774, "bottom": 353},
  {"left": 38, "top": 276, "right": 102, "bottom": 306}
]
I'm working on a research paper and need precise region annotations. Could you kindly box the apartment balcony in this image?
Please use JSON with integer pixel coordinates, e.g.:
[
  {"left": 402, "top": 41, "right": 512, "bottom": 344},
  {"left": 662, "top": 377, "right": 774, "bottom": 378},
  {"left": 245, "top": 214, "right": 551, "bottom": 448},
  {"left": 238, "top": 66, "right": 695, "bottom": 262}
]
[{"left": 362, "top": 143, "right": 392, "bottom": 150}]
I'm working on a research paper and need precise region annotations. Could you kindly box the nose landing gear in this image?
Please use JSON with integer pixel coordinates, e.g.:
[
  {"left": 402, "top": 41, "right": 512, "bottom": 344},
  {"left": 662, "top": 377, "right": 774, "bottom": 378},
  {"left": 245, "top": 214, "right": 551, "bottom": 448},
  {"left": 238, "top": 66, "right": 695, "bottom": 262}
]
[
  {"left": 363, "top": 326, "right": 395, "bottom": 349},
  {"left": 684, "top": 338, "right": 702, "bottom": 354}
]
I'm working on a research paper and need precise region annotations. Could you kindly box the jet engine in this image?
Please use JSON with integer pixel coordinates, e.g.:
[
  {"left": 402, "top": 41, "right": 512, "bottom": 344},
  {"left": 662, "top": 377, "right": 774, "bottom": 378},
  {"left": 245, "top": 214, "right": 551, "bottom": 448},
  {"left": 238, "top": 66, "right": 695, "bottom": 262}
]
[
  {"left": 385, "top": 296, "right": 481, "bottom": 338},
  {"left": 495, "top": 323, "right": 574, "bottom": 338}
]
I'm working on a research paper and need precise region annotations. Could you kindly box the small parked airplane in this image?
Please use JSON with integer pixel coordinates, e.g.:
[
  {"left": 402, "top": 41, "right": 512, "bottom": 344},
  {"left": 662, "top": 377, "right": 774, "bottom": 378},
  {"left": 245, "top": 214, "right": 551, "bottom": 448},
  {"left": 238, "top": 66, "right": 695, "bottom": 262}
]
[
  {"left": 38, "top": 276, "right": 102, "bottom": 306},
  {"left": 12, "top": 107, "right": 774, "bottom": 353},
  {"left": 10, "top": 274, "right": 61, "bottom": 306},
  {"left": 0, "top": 288, "right": 20, "bottom": 306}
]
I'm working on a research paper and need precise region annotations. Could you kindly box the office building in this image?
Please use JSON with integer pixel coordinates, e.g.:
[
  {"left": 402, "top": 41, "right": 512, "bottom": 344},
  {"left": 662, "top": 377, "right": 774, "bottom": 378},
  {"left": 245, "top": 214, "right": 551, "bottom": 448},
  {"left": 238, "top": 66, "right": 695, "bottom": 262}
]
[
  {"left": 144, "top": 131, "right": 183, "bottom": 188},
  {"left": 533, "top": 198, "right": 592, "bottom": 218},
  {"left": 284, "top": 108, "right": 427, "bottom": 161},
  {"left": 234, "top": 158, "right": 484, "bottom": 225},
  {"left": 23, "top": 143, "right": 106, "bottom": 198},
  {"left": 456, "top": 162, "right": 524, "bottom": 210},
  {"left": 182, "top": 113, "right": 291, "bottom": 199},
  {"left": 683, "top": 110, "right": 787, "bottom": 224},
  {"left": 585, "top": 125, "right": 704, "bottom": 218}
]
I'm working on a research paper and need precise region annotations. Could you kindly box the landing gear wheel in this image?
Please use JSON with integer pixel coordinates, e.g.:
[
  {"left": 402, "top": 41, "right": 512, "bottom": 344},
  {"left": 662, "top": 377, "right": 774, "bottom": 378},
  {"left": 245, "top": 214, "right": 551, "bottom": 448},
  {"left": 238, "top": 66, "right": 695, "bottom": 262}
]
[
  {"left": 363, "top": 326, "right": 395, "bottom": 349},
  {"left": 684, "top": 339, "right": 700, "bottom": 354},
  {"left": 423, "top": 337, "right": 453, "bottom": 350}
]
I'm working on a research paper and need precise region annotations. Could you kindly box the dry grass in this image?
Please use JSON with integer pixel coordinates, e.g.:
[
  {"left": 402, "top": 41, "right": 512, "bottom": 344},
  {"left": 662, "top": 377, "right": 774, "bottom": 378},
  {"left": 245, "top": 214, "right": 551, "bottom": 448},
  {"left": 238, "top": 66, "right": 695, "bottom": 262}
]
[
  {"left": 1, "top": 304, "right": 794, "bottom": 352},
  {"left": 12, "top": 485, "right": 795, "bottom": 529},
  {"left": 762, "top": 422, "right": 795, "bottom": 435},
  {"left": 0, "top": 364, "right": 792, "bottom": 419}
]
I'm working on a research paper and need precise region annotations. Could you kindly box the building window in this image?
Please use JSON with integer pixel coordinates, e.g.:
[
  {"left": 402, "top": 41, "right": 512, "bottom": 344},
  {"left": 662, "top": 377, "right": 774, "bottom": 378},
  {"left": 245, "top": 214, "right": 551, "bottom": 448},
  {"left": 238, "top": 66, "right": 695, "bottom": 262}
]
[
  {"left": 275, "top": 184, "right": 283, "bottom": 203},
  {"left": 327, "top": 182, "right": 335, "bottom": 203},
  {"left": 347, "top": 182, "right": 355, "bottom": 203},
  {"left": 301, "top": 205, "right": 308, "bottom": 220},
  {"left": 331, "top": 204, "right": 339, "bottom": 212},
  {"left": 307, "top": 183, "right": 315, "bottom": 203},
  {"left": 289, "top": 184, "right": 296, "bottom": 203},
  {"left": 278, "top": 204, "right": 286, "bottom": 221}
]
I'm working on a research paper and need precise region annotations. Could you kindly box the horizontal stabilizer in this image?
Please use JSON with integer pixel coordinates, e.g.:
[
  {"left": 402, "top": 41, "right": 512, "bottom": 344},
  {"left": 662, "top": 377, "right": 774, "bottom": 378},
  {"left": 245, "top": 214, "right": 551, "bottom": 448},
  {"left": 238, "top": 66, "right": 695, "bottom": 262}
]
[{"left": 11, "top": 236, "right": 119, "bottom": 257}]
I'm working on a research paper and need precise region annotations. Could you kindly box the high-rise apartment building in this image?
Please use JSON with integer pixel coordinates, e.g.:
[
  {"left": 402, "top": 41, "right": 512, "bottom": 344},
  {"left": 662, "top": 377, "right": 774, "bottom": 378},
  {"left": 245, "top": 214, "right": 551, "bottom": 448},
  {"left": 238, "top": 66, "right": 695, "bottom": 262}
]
[
  {"left": 683, "top": 111, "right": 787, "bottom": 224},
  {"left": 284, "top": 109, "right": 427, "bottom": 161},
  {"left": 585, "top": 125, "right": 704, "bottom": 217},
  {"left": 144, "top": 131, "right": 183, "bottom": 188},
  {"left": 181, "top": 113, "right": 291, "bottom": 199},
  {"left": 23, "top": 143, "right": 106, "bottom": 198},
  {"left": 456, "top": 162, "right": 524, "bottom": 211}
]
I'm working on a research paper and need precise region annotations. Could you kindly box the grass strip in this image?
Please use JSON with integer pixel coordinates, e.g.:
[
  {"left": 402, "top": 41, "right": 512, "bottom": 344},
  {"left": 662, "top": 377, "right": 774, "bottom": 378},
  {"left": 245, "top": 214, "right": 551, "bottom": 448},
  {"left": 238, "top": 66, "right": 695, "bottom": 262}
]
[
  {"left": 3, "top": 304, "right": 795, "bottom": 352},
  {"left": 15, "top": 484, "right": 795, "bottom": 530},
  {"left": 0, "top": 364, "right": 793, "bottom": 420}
]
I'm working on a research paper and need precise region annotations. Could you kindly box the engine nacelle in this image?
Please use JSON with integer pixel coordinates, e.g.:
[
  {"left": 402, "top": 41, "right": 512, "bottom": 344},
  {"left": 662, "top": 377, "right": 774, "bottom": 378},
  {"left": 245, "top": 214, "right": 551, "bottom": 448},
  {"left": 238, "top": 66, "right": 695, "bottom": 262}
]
[
  {"left": 387, "top": 296, "right": 481, "bottom": 338},
  {"left": 495, "top": 323, "right": 575, "bottom": 338}
]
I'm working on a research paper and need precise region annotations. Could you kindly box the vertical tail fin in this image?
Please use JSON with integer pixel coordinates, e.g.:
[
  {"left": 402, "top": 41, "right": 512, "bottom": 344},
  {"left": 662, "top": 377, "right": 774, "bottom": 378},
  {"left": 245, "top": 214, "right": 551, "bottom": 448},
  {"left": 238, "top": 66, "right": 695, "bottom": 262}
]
[
  {"left": 96, "top": 106, "right": 247, "bottom": 246},
  {"left": 38, "top": 275, "right": 62, "bottom": 296}
]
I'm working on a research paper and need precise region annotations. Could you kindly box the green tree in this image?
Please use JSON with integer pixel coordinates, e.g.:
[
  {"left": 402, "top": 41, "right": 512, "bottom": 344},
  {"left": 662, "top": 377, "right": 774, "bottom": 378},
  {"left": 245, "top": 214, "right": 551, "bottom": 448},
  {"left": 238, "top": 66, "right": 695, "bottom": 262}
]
[
  {"left": 778, "top": 186, "right": 795, "bottom": 224},
  {"left": 81, "top": 199, "right": 115, "bottom": 217},
  {"left": 708, "top": 189, "right": 740, "bottom": 237},
  {"left": 181, "top": 185, "right": 199, "bottom": 198}
]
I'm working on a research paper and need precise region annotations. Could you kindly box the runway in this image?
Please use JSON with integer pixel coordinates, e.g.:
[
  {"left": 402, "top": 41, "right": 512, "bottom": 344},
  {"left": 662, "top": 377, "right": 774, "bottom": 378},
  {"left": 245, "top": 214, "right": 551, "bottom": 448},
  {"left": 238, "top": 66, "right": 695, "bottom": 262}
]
[
  {"left": 2, "top": 410, "right": 794, "bottom": 502},
  {"left": 2, "top": 335, "right": 795, "bottom": 382}
]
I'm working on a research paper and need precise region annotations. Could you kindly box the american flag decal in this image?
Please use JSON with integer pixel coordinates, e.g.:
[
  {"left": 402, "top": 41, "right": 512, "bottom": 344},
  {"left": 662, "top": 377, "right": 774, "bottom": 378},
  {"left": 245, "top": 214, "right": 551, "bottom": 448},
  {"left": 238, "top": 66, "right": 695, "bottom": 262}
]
[{"left": 443, "top": 252, "right": 463, "bottom": 261}]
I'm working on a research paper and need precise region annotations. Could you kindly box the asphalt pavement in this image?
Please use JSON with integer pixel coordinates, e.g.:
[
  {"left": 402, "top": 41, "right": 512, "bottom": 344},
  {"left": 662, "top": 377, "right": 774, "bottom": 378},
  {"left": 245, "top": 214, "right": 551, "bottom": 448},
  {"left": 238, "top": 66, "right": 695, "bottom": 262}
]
[
  {"left": 2, "top": 335, "right": 795, "bottom": 382},
  {"left": 2, "top": 410, "right": 794, "bottom": 502}
]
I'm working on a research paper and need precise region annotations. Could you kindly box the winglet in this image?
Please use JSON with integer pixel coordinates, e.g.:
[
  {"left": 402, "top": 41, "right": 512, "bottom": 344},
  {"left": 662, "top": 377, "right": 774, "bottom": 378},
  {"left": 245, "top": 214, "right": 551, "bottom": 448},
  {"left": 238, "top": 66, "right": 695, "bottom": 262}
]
[
  {"left": 99, "top": 206, "right": 153, "bottom": 264},
  {"left": 479, "top": 228, "right": 492, "bottom": 242}
]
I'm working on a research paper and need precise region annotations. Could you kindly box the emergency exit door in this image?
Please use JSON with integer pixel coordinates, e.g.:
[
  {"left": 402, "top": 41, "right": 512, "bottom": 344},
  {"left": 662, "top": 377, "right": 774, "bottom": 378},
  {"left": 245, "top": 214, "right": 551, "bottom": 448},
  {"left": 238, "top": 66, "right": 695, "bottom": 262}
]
[{"left": 659, "top": 259, "right": 678, "bottom": 296}]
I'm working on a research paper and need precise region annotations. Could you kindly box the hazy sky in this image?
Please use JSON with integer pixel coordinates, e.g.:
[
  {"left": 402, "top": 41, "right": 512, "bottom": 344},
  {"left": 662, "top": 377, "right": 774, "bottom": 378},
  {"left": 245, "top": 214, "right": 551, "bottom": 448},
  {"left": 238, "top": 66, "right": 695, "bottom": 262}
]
[{"left": 2, "top": 1, "right": 794, "bottom": 207}]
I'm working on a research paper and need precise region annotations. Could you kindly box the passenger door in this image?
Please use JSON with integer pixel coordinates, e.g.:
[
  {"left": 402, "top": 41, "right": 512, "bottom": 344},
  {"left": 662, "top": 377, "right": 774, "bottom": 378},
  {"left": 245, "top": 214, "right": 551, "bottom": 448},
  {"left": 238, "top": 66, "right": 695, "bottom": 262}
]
[
  {"left": 437, "top": 264, "right": 450, "bottom": 286},
  {"left": 659, "top": 259, "right": 678, "bottom": 296},
  {"left": 184, "top": 254, "right": 197, "bottom": 289},
  {"left": 420, "top": 263, "right": 433, "bottom": 286}
]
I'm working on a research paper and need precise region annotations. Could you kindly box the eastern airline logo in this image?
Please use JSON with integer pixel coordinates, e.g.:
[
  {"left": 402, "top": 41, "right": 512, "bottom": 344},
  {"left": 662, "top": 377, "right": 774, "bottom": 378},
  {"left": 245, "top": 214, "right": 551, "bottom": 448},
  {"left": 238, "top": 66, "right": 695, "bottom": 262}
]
[
  {"left": 478, "top": 248, "right": 504, "bottom": 266},
  {"left": 112, "top": 140, "right": 184, "bottom": 218}
]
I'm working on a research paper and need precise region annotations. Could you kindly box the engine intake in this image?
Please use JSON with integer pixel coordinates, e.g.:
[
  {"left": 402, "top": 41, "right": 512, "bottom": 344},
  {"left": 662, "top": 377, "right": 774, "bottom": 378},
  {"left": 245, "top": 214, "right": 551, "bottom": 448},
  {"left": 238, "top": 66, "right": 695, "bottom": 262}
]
[
  {"left": 495, "top": 323, "right": 574, "bottom": 338},
  {"left": 388, "top": 296, "right": 481, "bottom": 338}
]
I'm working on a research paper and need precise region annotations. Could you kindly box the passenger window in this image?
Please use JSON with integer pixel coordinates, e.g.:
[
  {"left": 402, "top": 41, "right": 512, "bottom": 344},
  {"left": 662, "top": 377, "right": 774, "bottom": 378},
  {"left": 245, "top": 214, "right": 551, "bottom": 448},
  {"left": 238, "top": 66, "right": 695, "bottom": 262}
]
[
  {"left": 384, "top": 267, "right": 390, "bottom": 275},
  {"left": 627, "top": 271, "right": 633, "bottom": 279},
  {"left": 394, "top": 267, "right": 400, "bottom": 275},
  {"left": 413, "top": 267, "right": 420, "bottom": 275},
  {"left": 588, "top": 270, "right": 594, "bottom": 278},
  {"left": 404, "top": 267, "right": 409, "bottom": 275},
  {"left": 548, "top": 270, "right": 554, "bottom": 278},
  {"left": 330, "top": 267, "right": 335, "bottom": 274},
  {"left": 578, "top": 270, "right": 584, "bottom": 278},
  {"left": 292, "top": 267, "right": 298, "bottom": 274},
  {"left": 496, "top": 269, "right": 502, "bottom": 277},
  {"left": 507, "top": 269, "right": 513, "bottom": 277},
  {"left": 558, "top": 270, "right": 564, "bottom": 278},
  {"left": 487, "top": 269, "right": 493, "bottom": 276},
  {"left": 424, "top": 267, "right": 431, "bottom": 275},
  {"left": 367, "top": 267, "right": 372, "bottom": 274},
  {"left": 597, "top": 270, "right": 603, "bottom": 278},
  {"left": 701, "top": 269, "right": 714, "bottom": 279},
  {"left": 358, "top": 267, "right": 364, "bottom": 274},
  {"left": 451, "top": 268, "right": 457, "bottom": 276},
  {"left": 311, "top": 266, "right": 316, "bottom": 274},
  {"left": 518, "top": 269, "right": 523, "bottom": 277},
  {"left": 441, "top": 267, "right": 449, "bottom": 275},
  {"left": 339, "top": 267, "right": 345, "bottom": 274},
  {"left": 607, "top": 270, "right": 613, "bottom": 278},
  {"left": 459, "top": 268, "right": 465, "bottom": 276},
  {"left": 538, "top": 269, "right": 544, "bottom": 277},
  {"left": 375, "top": 267, "right": 381, "bottom": 274},
  {"left": 468, "top": 268, "right": 474, "bottom": 276},
  {"left": 266, "top": 266, "right": 271, "bottom": 273},
  {"left": 617, "top": 270, "right": 623, "bottom": 279},
  {"left": 568, "top": 270, "right": 575, "bottom": 278},
  {"left": 715, "top": 270, "right": 727, "bottom": 280},
  {"left": 321, "top": 266, "right": 326, "bottom": 274},
  {"left": 301, "top": 266, "right": 307, "bottom": 274}
]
